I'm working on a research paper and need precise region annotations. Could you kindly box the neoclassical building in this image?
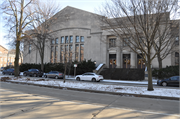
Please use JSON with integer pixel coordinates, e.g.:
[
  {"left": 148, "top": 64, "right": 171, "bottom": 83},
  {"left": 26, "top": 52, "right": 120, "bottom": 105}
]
[{"left": 23, "top": 6, "right": 179, "bottom": 69}]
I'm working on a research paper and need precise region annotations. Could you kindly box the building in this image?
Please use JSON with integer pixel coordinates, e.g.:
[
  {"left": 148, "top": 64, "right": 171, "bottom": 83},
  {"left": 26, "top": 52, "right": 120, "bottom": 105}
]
[
  {"left": 23, "top": 6, "right": 179, "bottom": 69},
  {"left": 0, "top": 45, "right": 22, "bottom": 67}
]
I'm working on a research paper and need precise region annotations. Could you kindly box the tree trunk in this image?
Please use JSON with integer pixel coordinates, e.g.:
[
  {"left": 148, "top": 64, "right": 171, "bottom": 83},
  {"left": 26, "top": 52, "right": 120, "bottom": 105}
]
[
  {"left": 147, "top": 55, "right": 154, "bottom": 91},
  {"left": 157, "top": 54, "right": 162, "bottom": 69},
  {"left": 63, "top": 63, "right": 67, "bottom": 83},
  {"left": 41, "top": 58, "right": 44, "bottom": 72},
  {"left": 14, "top": 40, "right": 20, "bottom": 77}
]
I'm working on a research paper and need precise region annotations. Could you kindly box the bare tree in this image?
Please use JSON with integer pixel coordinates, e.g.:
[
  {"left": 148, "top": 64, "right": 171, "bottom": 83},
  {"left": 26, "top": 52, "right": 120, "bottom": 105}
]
[
  {"left": 99, "top": 0, "right": 179, "bottom": 91},
  {"left": 60, "top": 46, "right": 74, "bottom": 83},
  {"left": 1, "top": 0, "right": 36, "bottom": 76},
  {"left": 25, "top": 0, "right": 61, "bottom": 71},
  {"left": 155, "top": 20, "right": 179, "bottom": 69}
]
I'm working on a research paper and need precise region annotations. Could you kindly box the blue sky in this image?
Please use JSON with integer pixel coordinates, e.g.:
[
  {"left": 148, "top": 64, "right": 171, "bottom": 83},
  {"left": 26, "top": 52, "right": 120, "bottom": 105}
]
[{"left": 0, "top": 0, "right": 106, "bottom": 49}]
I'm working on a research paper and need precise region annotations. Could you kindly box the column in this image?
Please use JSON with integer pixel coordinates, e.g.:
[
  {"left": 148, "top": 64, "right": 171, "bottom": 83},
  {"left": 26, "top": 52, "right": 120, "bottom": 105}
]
[
  {"left": 130, "top": 52, "right": 136, "bottom": 68},
  {"left": 116, "top": 47, "right": 122, "bottom": 68}
]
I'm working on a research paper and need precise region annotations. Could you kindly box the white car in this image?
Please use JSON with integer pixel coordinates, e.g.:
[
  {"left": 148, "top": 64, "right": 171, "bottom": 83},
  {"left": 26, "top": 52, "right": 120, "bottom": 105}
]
[{"left": 75, "top": 72, "right": 103, "bottom": 82}]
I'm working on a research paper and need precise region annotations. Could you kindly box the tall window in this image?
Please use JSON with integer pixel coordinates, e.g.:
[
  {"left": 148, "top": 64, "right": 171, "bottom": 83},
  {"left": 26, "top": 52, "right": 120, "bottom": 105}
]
[
  {"left": 175, "top": 52, "right": 179, "bottom": 65},
  {"left": 80, "top": 44, "right": 84, "bottom": 61},
  {"left": 51, "top": 39, "right": 55, "bottom": 44},
  {"left": 69, "top": 45, "right": 73, "bottom": 61},
  {"left": 50, "top": 46, "right": 54, "bottom": 63},
  {"left": 109, "top": 38, "right": 116, "bottom": 47},
  {"left": 60, "top": 45, "right": 64, "bottom": 63},
  {"left": 64, "top": 45, "right": 68, "bottom": 62},
  {"left": 80, "top": 36, "right": 84, "bottom": 42},
  {"left": 75, "top": 44, "right": 79, "bottom": 61},
  {"left": 123, "top": 38, "right": 130, "bottom": 47},
  {"left": 29, "top": 44, "right": 31, "bottom": 54},
  {"left": 61, "top": 36, "right": 64, "bottom": 43},
  {"left": 54, "top": 46, "right": 58, "bottom": 63},
  {"left": 175, "top": 36, "right": 179, "bottom": 45},
  {"left": 70, "top": 36, "right": 73, "bottom": 43},
  {"left": 65, "top": 36, "right": 68, "bottom": 43},
  {"left": 76, "top": 36, "right": 79, "bottom": 43},
  {"left": 55, "top": 38, "right": 58, "bottom": 44}
]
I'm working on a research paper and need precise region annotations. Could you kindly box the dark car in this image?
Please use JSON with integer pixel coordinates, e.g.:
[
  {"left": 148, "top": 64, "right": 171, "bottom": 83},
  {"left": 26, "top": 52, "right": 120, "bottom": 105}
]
[
  {"left": 23, "top": 69, "right": 43, "bottom": 77},
  {"left": 44, "top": 71, "right": 64, "bottom": 79},
  {"left": 2, "top": 68, "right": 14, "bottom": 75},
  {"left": 157, "top": 76, "right": 179, "bottom": 86}
]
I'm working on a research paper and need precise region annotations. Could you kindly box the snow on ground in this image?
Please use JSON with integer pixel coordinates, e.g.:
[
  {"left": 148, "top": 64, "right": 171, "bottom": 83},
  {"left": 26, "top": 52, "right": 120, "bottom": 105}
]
[{"left": 1, "top": 75, "right": 179, "bottom": 98}]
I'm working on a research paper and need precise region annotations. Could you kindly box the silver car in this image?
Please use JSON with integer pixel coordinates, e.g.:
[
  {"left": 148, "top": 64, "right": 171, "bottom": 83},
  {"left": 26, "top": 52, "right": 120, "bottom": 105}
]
[
  {"left": 44, "top": 71, "right": 64, "bottom": 79},
  {"left": 75, "top": 72, "right": 104, "bottom": 82}
]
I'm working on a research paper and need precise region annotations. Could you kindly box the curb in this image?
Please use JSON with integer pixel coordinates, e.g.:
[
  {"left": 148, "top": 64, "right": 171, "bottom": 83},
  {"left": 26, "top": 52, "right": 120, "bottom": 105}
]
[{"left": 3, "top": 80, "right": 179, "bottom": 101}]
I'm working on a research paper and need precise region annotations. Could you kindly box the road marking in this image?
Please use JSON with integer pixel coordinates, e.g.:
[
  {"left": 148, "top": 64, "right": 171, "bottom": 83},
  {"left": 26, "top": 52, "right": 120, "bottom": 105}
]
[{"left": 1, "top": 88, "right": 179, "bottom": 117}]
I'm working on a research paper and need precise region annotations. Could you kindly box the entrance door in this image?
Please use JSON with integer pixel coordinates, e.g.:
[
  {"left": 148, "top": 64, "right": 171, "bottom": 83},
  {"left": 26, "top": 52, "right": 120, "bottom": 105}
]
[
  {"left": 109, "top": 54, "right": 116, "bottom": 68},
  {"left": 123, "top": 54, "right": 130, "bottom": 68},
  {"left": 137, "top": 54, "right": 145, "bottom": 69}
]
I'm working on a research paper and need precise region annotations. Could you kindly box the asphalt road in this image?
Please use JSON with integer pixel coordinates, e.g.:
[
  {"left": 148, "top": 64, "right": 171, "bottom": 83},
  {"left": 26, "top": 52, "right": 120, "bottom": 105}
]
[{"left": 0, "top": 82, "right": 179, "bottom": 119}]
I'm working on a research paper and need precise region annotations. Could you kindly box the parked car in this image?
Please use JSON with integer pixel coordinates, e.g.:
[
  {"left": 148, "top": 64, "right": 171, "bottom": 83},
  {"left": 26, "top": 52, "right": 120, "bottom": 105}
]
[
  {"left": 23, "top": 69, "right": 43, "bottom": 77},
  {"left": 75, "top": 72, "right": 103, "bottom": 82},
  {"left": 44, "top": 71, "right": 64, "bottom": 79},
  {"left": 157, "top": 76, "right": 179, "bottom": 86},
  {"left": 2, "top": 68, "right": 14, "bottom": 75}
]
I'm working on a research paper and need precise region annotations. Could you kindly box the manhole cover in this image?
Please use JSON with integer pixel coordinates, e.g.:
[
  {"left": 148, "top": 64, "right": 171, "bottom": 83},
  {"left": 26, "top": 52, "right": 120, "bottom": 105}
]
[{"left": 114, "top": 87, "right": 123, "bottom": 89}]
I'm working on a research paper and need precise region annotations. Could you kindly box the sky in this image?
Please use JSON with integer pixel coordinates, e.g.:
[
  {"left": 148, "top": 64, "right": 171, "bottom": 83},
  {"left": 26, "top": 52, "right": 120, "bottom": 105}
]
[{"left": 0, "top": 0, "right": 106, "bottom": 50}]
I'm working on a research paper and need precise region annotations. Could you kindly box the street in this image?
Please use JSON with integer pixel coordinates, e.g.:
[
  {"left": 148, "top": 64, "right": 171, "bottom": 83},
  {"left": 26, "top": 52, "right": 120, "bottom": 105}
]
[{"left": 0, "top": 82, "right": 179, "bottom": 119}]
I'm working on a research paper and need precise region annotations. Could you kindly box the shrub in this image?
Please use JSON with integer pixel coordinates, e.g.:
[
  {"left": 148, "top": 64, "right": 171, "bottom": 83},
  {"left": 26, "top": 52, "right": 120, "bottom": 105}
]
[
  {"left": 100, "top": 68, "right": 145, "bottom": 81},
  {"left": 19, "top": 59, "right": 96, "bottom": 75},
  {"left": 152, "top": 65, "right": 179, "bottom": 79}
]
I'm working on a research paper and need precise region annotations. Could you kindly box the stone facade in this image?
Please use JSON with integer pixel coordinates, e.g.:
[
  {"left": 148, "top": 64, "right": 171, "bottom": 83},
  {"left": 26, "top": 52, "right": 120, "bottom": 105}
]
[{"left": 23, "top": 6, "right": 179, "bottom": 69}]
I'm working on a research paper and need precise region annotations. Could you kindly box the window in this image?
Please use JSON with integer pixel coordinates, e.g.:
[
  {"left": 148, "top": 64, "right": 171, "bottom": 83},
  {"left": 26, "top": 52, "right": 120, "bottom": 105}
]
[
  {"left": 109, "top": 38, "right": 116, "bottom": 47},
  {"left": 54, "top": 46, "right": 58, "bottom": 63},
  {"left": 51, "top": 39, "right": 55, "bottom": 44},
  {"left": 61, "top": 36, "right": 64, "bottom": 43},
  {"left": 64, "top": 45, "right": 68, "bottom": 62},
  {"left": 80, "top": 44, "right": 84, "bottom": 61},
  {"left": 76, "top": 36, "right": 79, "bottom": 43},
  {"left": 55, "top": 38, "right": 58, "bottom": 44},
  {"left": 60, "top": 45, "right": 64, "bottom": 63},
  {"left": 69, "top": 45, "right": 73, "bottom": 61},
  {"left": 175, "top": 52, "right": 179, "bottom": 65},
  {"left": 175, "top": 36, "right": 179, "bottom": 45},
  {"left": 29, "top": 44, "right": 32, "bottom": 54},
  {"left": 65, "top": 36, "right": 68, "bottom": 43},
  {"left": 75, "top": 44, "right": 79, "bottom": 61},
  {"left": 70, "top": 36, "right": 73, "bottom": 43},
  {"left": 80, "top": 36, "right": 84, "bottom": 42},
  {"left": 123, "top": 38, "right": 130, "bottom": 47},
  {"left": 50, "top": 46, "right": 54, "bottom": 63}
]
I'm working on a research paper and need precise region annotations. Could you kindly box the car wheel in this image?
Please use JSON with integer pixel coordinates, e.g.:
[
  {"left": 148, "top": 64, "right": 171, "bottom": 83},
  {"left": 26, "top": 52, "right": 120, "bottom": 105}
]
[
  {"left": 92, "top": 78, "right": 96, "bottom": 82},
  {"left": 162, "top": 82, "right": 167, "bottom": 86},
  {"left": 33, "top": 73, "right": 37, "bottom": 77},
  {"left": 44, "top": 75, "right": 47, "bottom": 78},
  {"left": 76, "top": 77, "right": 80, "bottom": 81},
  {"left": 55, "top": 76, "right": 58, "bottom": 79},
  {"left": 10, "top": 73, "right": 13, "bottom": 75},
  {"left": 23, "top": 73, "right": 27, "bottom": 76}
]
